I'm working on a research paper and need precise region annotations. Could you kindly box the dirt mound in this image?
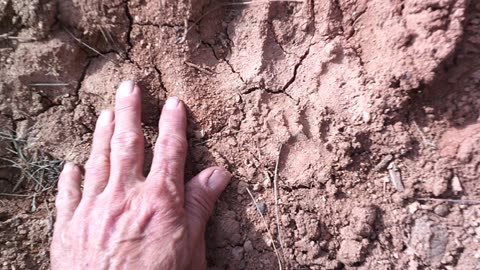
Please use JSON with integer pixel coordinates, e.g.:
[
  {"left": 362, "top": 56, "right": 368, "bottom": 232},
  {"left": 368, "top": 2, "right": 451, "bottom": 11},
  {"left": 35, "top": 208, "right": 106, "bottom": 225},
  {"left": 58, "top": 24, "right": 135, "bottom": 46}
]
[{"left": 1, "top": 0, "right": 480, "bottom": 269}]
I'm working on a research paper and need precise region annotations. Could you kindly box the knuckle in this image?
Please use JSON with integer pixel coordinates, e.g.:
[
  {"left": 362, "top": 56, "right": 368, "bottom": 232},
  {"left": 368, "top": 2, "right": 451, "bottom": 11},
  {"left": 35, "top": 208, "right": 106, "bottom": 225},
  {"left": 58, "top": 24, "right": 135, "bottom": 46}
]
[
  {"left": 55, "top": 188, "right": 80, "bottom": 207},
  {"left": 116, "top": 103, "right": 136, "bottom": 114},
  {"left": 84, "top": 154, "right": 110, "bottom": 179},
  {"left": 58, "top": 172, "right": 78, "bottom": 189},
  {"left": 150, "top": 161, "right": 180, "bottom": 183},
  {"left": 155, "top": 135, "right": 187, "bottom": 158},
  {"left": 186, "top": 187, "right": 213, "bottom": 221},
  {"left": 85, "top": 153, "right": 109, "bottom": 170},
  {"left": 111, "top": 131, "right": 143, "bottom": 151}
]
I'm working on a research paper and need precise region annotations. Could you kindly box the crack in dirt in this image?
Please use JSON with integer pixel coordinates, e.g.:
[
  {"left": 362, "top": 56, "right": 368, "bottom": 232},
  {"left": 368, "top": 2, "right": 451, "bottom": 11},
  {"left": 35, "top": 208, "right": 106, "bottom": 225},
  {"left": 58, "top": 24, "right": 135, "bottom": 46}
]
[
  {"left": 153, "top": 66, "right": 169, "bottom": 95},
  {"left": 124, "top": 0, "right": 134, "bottom": 56},
  {"left": 333, "top": 0, "right": 346, "bottom": 35},
  {"left": 75, "top": 59, "right": 91, "bottom": 99},
  {"left": 132, "top": 22, "right": 179, "bottom": 28},
  {"left": 281, "top": 44, "right": 311, "bottom": 94},
  {"left": 241, "top": 86, "right": 296, "bottom": 103},
  {"left": 267, "top": 21, "right": 295, "bottom": 56},
  {"left": 202, "top": 40, "right": 245, "bottom": 83}
]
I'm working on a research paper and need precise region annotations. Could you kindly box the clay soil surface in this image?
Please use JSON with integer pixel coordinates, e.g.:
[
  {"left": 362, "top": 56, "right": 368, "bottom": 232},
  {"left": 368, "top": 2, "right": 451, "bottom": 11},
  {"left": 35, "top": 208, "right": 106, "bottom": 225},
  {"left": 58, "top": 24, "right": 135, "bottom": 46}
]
[{"left": 1, "top": 0, "right": 480, "bottom": 269}]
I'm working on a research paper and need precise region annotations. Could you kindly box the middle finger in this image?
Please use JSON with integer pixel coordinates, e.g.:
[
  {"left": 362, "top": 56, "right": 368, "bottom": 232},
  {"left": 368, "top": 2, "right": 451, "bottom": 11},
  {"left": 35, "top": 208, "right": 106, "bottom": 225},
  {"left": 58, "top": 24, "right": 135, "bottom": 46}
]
[{"left": 108, "top": 80, "right": 144, "bottom": 186}]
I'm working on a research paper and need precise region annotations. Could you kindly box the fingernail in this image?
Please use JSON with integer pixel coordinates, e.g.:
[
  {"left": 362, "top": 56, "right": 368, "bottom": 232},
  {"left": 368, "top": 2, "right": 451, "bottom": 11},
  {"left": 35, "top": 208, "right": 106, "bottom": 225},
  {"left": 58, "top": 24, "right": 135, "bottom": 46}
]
[
  {"left": 97, "top": 110, "right": 114, "bottom": 126},
  {"left": 206, "top": 170, "right": 231, "bottom": 191},
  {"left": 63, "top": 162, "right": 75, "bottom": 172},
  {"left": 165, "top": 97, "right": 180, "bottom": 110},
  {"left": 118, "top": 80, "right": 135, "bottom": 97}
]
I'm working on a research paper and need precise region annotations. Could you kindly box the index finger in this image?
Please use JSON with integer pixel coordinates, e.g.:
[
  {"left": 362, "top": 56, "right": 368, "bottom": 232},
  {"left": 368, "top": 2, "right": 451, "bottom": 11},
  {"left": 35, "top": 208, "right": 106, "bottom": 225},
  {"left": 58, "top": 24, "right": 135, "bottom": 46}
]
[{"left": 146, "top": 97, "right": 188, "bottom": 200}]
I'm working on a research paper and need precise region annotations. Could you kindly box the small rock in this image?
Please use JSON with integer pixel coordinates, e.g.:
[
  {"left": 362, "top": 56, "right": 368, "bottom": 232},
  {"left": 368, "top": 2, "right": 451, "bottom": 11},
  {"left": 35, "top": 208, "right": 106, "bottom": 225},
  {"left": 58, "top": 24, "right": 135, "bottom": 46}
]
[
  {"left": 234, "top": 94, "right": 242, "bottom": 103},
  {"left": 256, "top": 202, "right": 267, "bottom": 215},
  {"left": 408, "top": 202, "right": 420, "bottom": 214},
  {"left": 231, "top": 246, "right": 244, "bottom": 261},
  {"left": 262, "top": 178, "right": 271, "bottom": 188},
  {"left": 243, "top": 240, "right": 254, "bottom": 252},
  {"left": 374, "top": 154, "right": 394, "bottom": 172},
  {"left": 387, "top": 162, "right": 404, "bottom": 192},
  {"left": 252, "top": 183, "right": 262, "bottom": 191},
  {"left": 227, "top": 137, "right": 237, "bottom": 146},
  {"left": 451, "top": 175, "right": 463, "bottom": 194},
  {"left": 362, "top": 111, "right": 371, "bottom": 123},
  {"left": 281, "top": 214, "right": 290, "bottom": 226},
  {"left": 237, "top": 181, "right": 248, "bottom": 194},
  {"left": 193, "top": 129, "right": 205, "bottom": 139},
  {"left": 434, "top": 204, "right": 450, "bottom": 217},
  {"left": 410, "top": 216, "right": 448, "bottom": 265}
]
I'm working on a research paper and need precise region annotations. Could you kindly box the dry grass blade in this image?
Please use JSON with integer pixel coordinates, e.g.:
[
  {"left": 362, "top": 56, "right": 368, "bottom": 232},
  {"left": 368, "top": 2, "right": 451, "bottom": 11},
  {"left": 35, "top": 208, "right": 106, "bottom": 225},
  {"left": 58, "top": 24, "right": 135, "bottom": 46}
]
[
  {"left": 0, "top": 131, "right": 63, "bottom": 198},
  {"left": 412, "top": 120, "right": 436, "bottom": 149},
  {"left": 273, "top": 144, "right": 287, "bottom": 265},
  {"left": 227, "top": 0, "right": 304, "bottom": 5},
  {"left": 62, "top": 26, "right": 108, "bottom": 60},
  {"left": 184, "top": 61, "right": 215, "bottom": 75},
  {"left": 246, "top": 187, "right": 283, "bottom": 270},
  {"left": 28, "top": 83, "right": 70, "bottom": 87},
  {"left": 417, "top": 197, "right": 480, "bottom": 205}
]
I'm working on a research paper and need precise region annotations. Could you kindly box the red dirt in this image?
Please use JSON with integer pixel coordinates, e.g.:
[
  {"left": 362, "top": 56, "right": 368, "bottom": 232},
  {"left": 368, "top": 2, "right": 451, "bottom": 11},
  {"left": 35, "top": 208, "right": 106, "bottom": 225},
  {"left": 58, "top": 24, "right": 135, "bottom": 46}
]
[{"left": 1, "top": 0, "right": 480, "bottom": 269}]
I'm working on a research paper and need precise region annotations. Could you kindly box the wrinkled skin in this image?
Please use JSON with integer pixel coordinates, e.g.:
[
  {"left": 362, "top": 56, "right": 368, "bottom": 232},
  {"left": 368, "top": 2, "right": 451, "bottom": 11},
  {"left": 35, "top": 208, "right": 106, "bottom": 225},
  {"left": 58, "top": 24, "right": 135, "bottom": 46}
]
[{"left": 50, "top": 81, "right": 231, "bottom": 269}]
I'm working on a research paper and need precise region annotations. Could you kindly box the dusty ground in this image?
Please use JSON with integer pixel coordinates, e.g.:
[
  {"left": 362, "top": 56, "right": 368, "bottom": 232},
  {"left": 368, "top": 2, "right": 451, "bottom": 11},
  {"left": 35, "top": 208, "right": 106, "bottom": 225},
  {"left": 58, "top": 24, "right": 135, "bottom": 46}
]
[{"left": 1, "top": 0, "right": 480, "bottom": 269}]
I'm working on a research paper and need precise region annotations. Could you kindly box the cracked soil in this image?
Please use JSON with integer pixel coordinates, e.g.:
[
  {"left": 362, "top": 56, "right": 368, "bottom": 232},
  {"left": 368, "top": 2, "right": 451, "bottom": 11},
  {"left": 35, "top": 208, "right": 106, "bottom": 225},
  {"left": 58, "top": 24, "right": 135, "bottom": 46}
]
[{"left": 1, "top": 0, "right": 480, "bottom": 269}]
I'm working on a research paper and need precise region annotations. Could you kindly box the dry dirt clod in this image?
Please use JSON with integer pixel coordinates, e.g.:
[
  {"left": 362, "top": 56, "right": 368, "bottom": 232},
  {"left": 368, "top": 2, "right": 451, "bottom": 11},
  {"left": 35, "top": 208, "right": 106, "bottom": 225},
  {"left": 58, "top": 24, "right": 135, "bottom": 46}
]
[
  {"left": 387, "top": 161, "right": 404, "bottom": 192},
  {"left": 337, "top": 239, "right": 365, "bottom": 266}
]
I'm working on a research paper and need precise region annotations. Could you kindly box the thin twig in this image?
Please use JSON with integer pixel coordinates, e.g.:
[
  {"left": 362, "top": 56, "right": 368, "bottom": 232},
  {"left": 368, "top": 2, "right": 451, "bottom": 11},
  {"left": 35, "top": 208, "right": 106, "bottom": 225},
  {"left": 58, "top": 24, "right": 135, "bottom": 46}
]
[
  {"left": 62, "top": 26, "right": 108, "bottom": 59},
  {"left": 0, "top": 193, "right": 33, "bottom": 197},
  {"left": 184, "top": 61, "right": 214, "bottom": 75},
  {"left": 273, "top": 144, "right": 287, "bottom": 265},
  {"left": 412, "top": 121, "right": 436, "bottom": 149},
  {"left": 45, "top": 200, "right": 54, "bottom": 232},
  {"left": 246, "top": 187, "right": 283, "bottom": 270},
  {"left": 417, "top": 198, "right": 480, "bottom": 205},
  {"left": 0, "top": 33, "right": 35, "bottom": 41},
  {"left": 28, "top": 83, "right": 70, "bottom": 87},
  {"left": 227, "top": 0, "right": 303, "bottom": 5}
]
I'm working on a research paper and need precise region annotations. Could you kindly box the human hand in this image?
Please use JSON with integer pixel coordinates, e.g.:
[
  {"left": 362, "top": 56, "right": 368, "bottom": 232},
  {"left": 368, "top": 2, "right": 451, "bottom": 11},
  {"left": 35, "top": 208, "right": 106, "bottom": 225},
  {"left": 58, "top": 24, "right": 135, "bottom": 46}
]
[{"left": 50, "top": 81, "right": 231, "bottom": 269}]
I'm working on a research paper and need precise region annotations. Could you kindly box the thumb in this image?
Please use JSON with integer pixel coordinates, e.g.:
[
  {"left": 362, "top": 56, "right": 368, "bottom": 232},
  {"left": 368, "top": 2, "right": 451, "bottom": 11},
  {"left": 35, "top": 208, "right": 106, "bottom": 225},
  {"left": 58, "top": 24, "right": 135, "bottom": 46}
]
[{"left": 185, "top": 167, "right": 231, "bottom": 229}]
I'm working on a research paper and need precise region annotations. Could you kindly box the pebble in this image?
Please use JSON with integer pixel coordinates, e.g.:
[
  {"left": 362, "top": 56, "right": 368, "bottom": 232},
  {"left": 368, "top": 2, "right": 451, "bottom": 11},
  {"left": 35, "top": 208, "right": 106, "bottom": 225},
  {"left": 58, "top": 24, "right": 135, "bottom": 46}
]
[
  {"left": 408, "top": 202, "right": 420, "bottom": 214},
  {"left": 362, "top": 111, "right": 371, "bottom": 123},
  {"left": 262, "top": 178, "right": 271, "bottom": 188},
  {"left": 193, "top": 129, "right": 205, "bottom": 139},
  {"left": 451, "top": 175, "right": 463, "bottom": 193},
  {"left": 243, "top": 240, "right": 254, "bottom": 252},
  {"left": 237, "top": 181, "right": 248, "bottom": 194},
  {"left": 434, "top": 204, "right": 450, "bottom": 217},
  {"left": 256, "top": 202, "right": 267, "bottom": 215},
  {"left": 231, "top": 246, "right": 244, "bottom": 261}
]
